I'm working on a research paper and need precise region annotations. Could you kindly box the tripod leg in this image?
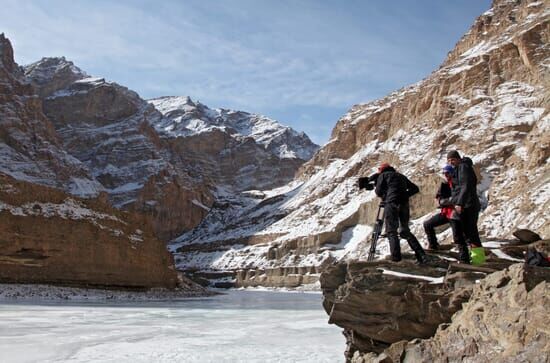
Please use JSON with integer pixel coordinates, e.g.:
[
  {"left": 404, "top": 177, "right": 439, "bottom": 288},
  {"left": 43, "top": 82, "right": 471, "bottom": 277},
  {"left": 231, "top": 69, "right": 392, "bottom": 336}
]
[{"left": 367, "top": 203, "right": 385, "bottom": 261}]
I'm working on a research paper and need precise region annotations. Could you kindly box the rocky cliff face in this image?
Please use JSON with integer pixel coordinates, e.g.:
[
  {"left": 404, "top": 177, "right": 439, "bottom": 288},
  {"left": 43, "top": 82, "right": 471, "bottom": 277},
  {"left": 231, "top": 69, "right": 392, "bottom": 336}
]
[
  {"left": 338, "top": 259, "right": 550, "bottom": 363},
  {"left": 23, "top": 58, "right": 212, "bottom": 240},
  {"left": 0, "top": 173, "right": 178, "bottom": 289},
  {"left": 0, "top": 34, "right": 189, "bottom": 289},
  {"left": 395, "top": 264, "right": 549, "bottom": 363},
  {"left": 0, "top": 34, "right": 101, "bottom": 195},
  {"left": 170, "top": 0, "right": 549, "bottom": 288},
  {"left": 22, "top": 58, "right": 317, "bottom": 242}
]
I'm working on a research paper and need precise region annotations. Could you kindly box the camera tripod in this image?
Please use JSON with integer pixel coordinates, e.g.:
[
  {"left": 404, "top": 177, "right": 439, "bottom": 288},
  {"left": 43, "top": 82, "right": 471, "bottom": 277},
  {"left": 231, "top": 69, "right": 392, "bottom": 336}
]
[{"left": 367, "top": 202, "right": 385, "bottom": 262}]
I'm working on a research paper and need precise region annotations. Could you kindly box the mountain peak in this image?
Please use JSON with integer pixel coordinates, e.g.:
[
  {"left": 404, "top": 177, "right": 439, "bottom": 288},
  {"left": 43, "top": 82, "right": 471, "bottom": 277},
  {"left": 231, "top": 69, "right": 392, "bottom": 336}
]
[
  {"left": 149, "top": 95, "right": 197, "bottom": 112},
  {"left": 0, "top": 33, "right": 17, "bottom": 73},
  {"left": 25, "top": 56, "right": 87, "bottom": 79},
  {"left": 24, "top": 57, "right": 88, "bottom": 97}
]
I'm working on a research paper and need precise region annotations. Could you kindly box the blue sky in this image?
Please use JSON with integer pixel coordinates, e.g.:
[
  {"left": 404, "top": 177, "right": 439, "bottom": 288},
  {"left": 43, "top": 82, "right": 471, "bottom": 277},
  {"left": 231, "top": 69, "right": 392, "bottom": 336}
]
[{"left": 2, "top": 0, "right": 490, "bottom": 144}]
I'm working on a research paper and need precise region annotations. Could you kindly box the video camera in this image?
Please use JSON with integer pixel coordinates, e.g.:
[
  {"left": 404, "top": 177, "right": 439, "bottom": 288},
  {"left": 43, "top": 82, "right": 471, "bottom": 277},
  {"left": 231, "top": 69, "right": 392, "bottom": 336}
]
[{"left": 358, "top": 173, "right": 379, "bottom": 191}]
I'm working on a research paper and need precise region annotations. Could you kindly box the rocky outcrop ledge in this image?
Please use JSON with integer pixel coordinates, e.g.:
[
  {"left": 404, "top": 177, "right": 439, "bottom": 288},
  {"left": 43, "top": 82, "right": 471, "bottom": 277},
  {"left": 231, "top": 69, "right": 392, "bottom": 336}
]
[{"left": 321, "top": 242, "right": 550, "bottom": 362}]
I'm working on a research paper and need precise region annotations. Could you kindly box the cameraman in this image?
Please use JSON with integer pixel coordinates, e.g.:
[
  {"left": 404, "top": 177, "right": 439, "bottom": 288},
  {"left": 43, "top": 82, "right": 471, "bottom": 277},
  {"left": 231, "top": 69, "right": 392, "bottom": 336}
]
[{"left": 375, "top": 163, "right": 428, "bottom": 264}]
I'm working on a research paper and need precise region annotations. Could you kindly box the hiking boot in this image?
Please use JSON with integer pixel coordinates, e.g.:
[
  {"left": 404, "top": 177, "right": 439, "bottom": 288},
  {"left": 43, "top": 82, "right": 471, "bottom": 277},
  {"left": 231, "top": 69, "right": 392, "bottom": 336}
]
[
  {"left": 458, "top": 245, "right": 470, "bottom": 264},
  {"left": 388, "top": 234, "right": 402, "bottom": 263},
  {"left": 426, "top": 243, "right": 439, "bottom": 251},
  {"left": 425, "top": 232, "right": 439, "bottom": 251},
  {"left": 384, "top": 255, "right": 402, "bottom": 262},
  {"left": 415, "top": 253, "right": 429, "bottom": 265}
]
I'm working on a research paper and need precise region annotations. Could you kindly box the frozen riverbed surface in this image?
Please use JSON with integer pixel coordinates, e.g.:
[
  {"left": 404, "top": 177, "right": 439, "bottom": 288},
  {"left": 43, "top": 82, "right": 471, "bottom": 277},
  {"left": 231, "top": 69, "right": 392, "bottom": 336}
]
[{"left": 0, "top": 290, "right": 344, "bottom": 363}]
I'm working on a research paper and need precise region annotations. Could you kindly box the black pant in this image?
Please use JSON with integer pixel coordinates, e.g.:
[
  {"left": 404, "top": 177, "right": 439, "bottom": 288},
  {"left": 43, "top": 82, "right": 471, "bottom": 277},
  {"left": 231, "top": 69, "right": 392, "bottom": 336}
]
[
  {"left": 423, "top": 213, "right": 466, "bottom": 247},
  {"left": 460, "top": 207, "right": 482, "bottom": 247},
  {"left": 384, "top": 201, "right": 425, "bottom": 260}
]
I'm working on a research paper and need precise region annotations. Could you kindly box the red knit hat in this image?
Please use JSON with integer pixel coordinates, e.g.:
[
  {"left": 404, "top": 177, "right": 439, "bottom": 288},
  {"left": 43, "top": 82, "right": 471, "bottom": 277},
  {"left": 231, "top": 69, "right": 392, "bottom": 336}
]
[{"left": 378, "top": 162, "right": 391, "bottom": 172}]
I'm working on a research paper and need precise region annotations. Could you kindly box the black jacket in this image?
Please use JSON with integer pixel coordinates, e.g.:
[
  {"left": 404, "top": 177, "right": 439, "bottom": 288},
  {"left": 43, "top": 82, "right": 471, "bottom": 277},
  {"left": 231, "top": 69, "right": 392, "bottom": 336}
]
[
  {"left": 436, "top": 181, "right": 452, "bottom": 199},
  {"left": 375, "top": 167, "right": 419, "bottom": 204},
  {"left": 436, "top": 181, "right": 453, "bottom": 207},
  {"left": 450, "top": 159, "right": 480, "bottom": 210}
]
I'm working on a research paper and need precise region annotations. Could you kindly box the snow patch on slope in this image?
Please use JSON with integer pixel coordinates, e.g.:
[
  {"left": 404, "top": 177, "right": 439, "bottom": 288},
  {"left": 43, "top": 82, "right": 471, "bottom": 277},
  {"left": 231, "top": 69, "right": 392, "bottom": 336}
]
[{"left": 0, "top": 198, "right": 122, "bottom": 223}]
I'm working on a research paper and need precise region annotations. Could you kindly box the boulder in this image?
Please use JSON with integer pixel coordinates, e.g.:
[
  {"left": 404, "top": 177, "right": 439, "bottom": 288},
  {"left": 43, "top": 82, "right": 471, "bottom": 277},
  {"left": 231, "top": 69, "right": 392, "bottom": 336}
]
[
  {"left": 320, "top": 257, "right": 482, "bottom": 357},
  {"left": 513, "top": 229, "right": 542, "bottom": 244},
  {"left": 322, "top": 240, "right": 550, "bottom": 362},
  {"left": 354, "top": 263, "right": 550, "bottom": 363}
]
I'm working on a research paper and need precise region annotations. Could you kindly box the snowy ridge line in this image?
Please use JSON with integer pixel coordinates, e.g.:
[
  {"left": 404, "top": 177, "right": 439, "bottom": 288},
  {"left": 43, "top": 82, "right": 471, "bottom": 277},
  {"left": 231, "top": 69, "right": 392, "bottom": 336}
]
[
  {"left": 442, "top": 18, "right": 550, "bottom": 77},
  {"left": 148, "top": 96, "right": 319, "bottom": 160},
  {"left": 445, "top": 0, "right": 550, "bottom": 64}
]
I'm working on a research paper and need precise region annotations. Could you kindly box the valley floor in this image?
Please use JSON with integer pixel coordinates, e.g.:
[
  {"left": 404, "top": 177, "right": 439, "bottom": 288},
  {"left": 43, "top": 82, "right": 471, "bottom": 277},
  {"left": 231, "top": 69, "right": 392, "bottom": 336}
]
[{"left": 0, "top": 290, "right": 345, "bottom": 363}]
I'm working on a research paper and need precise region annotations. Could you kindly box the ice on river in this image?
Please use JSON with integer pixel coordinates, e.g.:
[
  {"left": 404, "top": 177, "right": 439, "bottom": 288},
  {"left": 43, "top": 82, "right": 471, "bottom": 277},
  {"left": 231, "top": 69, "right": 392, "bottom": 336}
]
[{"left": 0, "top": 290, "right": 345, "bottom": 363}]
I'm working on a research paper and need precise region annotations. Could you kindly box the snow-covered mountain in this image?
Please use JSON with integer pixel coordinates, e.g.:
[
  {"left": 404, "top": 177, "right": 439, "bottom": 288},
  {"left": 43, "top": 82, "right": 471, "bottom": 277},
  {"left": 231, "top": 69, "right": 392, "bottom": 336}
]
[
  {"left": 0, "top": 37, "right": 180, "bottom": 289},
  {"left": 2, "top": 0, "right": 547, "bottom": 291},
  {"left": 147, "top": 96, "right": 319, "bottom": 194},
  {"left": 170, "top": 0, "right": 549, "bottom": 288},
  {"left": 23, "top": 57, "right": 212, "bottom": 240},
  {"left": 1, "top": 33, "right": 320, "bottom": 288},
  {"left": 13, "top": 53, "right": 319, "bottom": 241},
  {"left": 150, "top": 96, "right": 318, "bottom": 160}
]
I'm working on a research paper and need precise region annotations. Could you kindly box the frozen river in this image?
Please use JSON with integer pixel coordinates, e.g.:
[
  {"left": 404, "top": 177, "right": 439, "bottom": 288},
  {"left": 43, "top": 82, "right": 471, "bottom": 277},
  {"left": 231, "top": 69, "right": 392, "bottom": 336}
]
[{"left": 0, "top": 290, "right": 345, "bottom": 363}]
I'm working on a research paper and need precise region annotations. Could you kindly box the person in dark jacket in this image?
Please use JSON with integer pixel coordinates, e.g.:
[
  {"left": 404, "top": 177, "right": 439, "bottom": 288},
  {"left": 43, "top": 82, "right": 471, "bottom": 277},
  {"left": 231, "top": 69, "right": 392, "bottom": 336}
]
[
  {"left": 422, "top": 165, "right": 470, "bottom": 262},
  {"left": 423, "top": 165, "right": 455, "bottom": 250},
  {"left": 375, "top": 163, "right": 427, "bottom": 264},
  {"left": 447, "top": 150, "right": 483, "bottom": 263}
]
